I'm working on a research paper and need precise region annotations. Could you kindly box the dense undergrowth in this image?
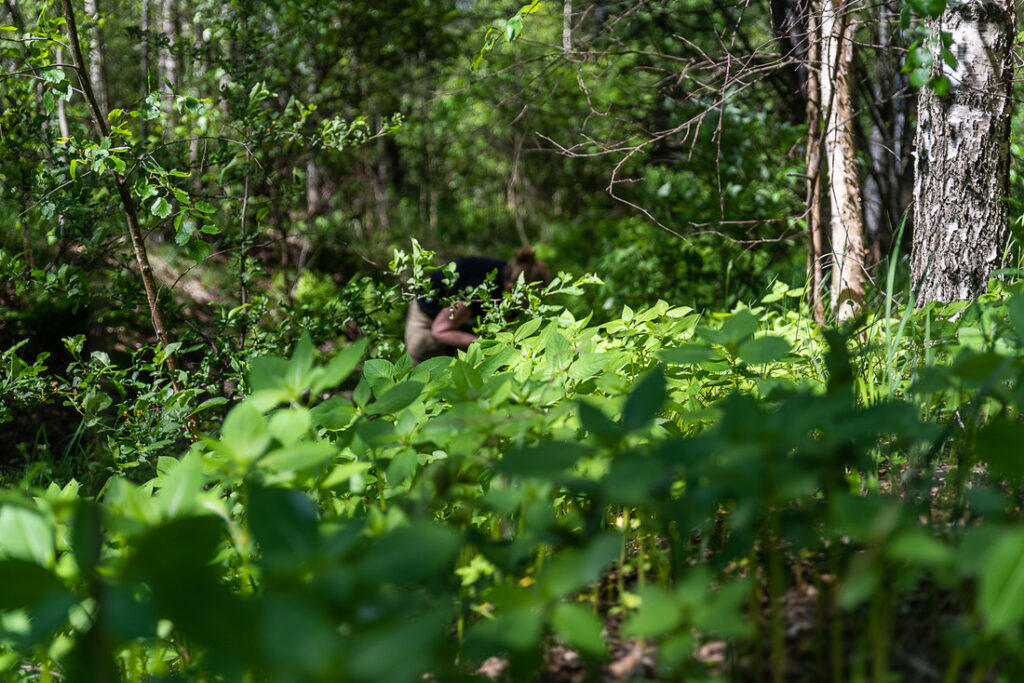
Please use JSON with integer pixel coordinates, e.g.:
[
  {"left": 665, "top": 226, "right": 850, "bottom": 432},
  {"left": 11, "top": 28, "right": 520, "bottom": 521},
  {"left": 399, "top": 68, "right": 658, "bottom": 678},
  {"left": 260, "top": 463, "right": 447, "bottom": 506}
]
[{"left": 4, "top": 272, "right": 1024, "bottom": 681}]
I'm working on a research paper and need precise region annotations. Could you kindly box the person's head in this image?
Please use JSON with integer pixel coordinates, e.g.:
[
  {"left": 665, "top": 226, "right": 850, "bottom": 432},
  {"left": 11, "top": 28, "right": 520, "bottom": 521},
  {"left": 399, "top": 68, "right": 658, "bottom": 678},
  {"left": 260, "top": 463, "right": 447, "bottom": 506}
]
[{"left": 502, "top": 246, "right": 550, "bottom": 291}]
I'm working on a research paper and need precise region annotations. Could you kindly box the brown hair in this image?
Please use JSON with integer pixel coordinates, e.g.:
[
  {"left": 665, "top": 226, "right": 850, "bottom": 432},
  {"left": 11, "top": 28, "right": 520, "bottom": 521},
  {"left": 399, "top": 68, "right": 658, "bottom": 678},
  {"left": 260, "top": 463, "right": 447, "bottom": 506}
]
[{"left": 503, "top": 245, "right": 550, "bottom": 287}]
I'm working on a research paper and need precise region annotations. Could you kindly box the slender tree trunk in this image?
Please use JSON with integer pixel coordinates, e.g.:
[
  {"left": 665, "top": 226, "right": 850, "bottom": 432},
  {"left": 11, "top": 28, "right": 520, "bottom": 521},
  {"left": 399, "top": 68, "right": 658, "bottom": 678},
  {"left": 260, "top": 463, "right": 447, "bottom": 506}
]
[
  {"left": 821, "top": 0, "right": 866, "bottom": 322},
  {"left": 804, "top": 0, "right": 826, "bottom": 325},
  {"left": 141, "top": 0, "right": 151, "bottom": 141},
  {"left": 911, "top": 0, "right": 1014, "bottom": 303},
  {"left": 60, "top": 0, "right": 186, "bottom": 395},
  {"left": 55, "top": 47, "right": 71, "bottom": 139},
  {"left": 563, "top": 0, "right": 572, "bottom": 53},
  {"left": 160, "top": 0, "right": 179, "bottom": 126},
  {"left": 83, "top": 0, "right": 110, "bottom": 115}
]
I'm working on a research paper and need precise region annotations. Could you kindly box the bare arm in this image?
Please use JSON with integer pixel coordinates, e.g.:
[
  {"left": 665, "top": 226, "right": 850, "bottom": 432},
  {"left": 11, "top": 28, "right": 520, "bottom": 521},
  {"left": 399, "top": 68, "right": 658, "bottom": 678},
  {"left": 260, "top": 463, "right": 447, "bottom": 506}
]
[{"left": 431, "top": 304, "right": 477, "bottom": 350}]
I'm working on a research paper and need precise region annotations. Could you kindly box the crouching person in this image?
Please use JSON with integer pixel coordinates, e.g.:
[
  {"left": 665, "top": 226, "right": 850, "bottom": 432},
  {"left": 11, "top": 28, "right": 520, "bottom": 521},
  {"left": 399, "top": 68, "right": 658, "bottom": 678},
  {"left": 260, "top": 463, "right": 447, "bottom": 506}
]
[{"left": 404, "top": 246, "right": 550, "bottom": 363}]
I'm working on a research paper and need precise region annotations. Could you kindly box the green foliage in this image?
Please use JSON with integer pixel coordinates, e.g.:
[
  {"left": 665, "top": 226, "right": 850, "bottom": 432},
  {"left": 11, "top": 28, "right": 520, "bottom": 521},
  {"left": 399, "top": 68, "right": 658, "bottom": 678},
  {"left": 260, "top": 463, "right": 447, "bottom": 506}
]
[{"left": 2, "top": 277, "right": 1024, "bottom": 678}]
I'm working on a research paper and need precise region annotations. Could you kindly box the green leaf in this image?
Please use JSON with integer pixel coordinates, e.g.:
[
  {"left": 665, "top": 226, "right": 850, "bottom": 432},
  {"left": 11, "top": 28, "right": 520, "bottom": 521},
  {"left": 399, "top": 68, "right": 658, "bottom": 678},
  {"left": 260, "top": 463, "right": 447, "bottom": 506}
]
[
  {"left": 737, "top": 335, "right": 791, "bottom": 365},
  {"left": 268, "top": 408, "right": 312, "bottom": 445},
  {"left": 578, "top": 401, "right": 619, "bottom": 441},
  {"left": 623, "top": 586, "right": 682, "bottom": 637},
  {"left": 249, "top": 356, "right": 290, "bottom": 393},
  {"left": 658, "top": 343, "right": 716, "bottom": 365},
  {"left": 186, "top": 238, "right": 210, "bottom": 262},
  {"left": 909, "top": 67, "right": 931, "bottom": 89},
  {"left": 975, "top": 419, "right": 1024, "bottom": 482},
  {"left": 69, "top": 159, "right": 79, "bottom": 179},
  {"left": 151, "top": 195, "right": 173, "bottom": 218},
  {"left": 155, "top": 450, "right": 203, "bottom": 518},
  {"left": 0, "top": 560, "right": 70, "bottom": 611},
  {"left": 980, "top": 529, "right": 1024, "bottom": 633},
  {"left": 0, "top": 504, "right": 55, "bottom": 565},
  {"left": 505, "top": 15, "right": 523, "bottom": 42},
  {"left": 359, "top": 522, "right": 460, "bottom": 585},
  {"left": 368, "top": 380, "right": 424, "bottom": 415},
  {"left": 551, "top": 604, "right": 606, "bottom": 658},
  {"left": 515, "top": 317, "right": 543, "bottom": 341},
  {"left": 386, "top": 448, "right": 419, "bottom": 486},
  {"left": 698, "top": 309, "right": 758, "bottom": 347},
  {"left": 221, "top": 401, "right": 270, "bottom": 464},
  {"left": 71, "top": 501, "right": 103, "bottom": 577},
  {"left": 886, "top": 528, "right": 952, "bottom": 566},
  {"left": 310, "top": 396, "right": 357, "bottom": 431},
  {"left": 930, "top": 76, "right": 950, "bottom": 96},
  {"left": 310, "top": 338, "right": 368, "bottom": 394},
  {"left": 248, "top": 485, "right": 319, "bottom": 571},
  {"left": 497, "top": 442, "right": 593, "bottom": 478},
  {"left": 260, "top": 442, "right": 336, "bottom": 473},
  {"left": 321, "top": 461, "right": 371, "bottom": 489},
  {"left": 622, "top": 366, "right": 666, "bottom": 433}
]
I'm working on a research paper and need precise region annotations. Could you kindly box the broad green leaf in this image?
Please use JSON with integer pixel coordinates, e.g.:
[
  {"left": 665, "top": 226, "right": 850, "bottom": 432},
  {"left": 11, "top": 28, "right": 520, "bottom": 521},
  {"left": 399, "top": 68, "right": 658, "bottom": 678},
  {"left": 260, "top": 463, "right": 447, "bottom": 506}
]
[
  {"left": 497, "top": 442, "right": 593, "bottom": 478},
  {"left": 623, "top": 586, "right": 682, "bottom": 637},
  {"left": 622, "top": 366, "right": 665, "bottom": 433},
  {"left": 155, "top": 450, "right": 203, "bottom": 518},
  {"left": 514, "top": 317, "right": 543, "bottom": 341},
  {"left": 0, "top": 560, "right": 71, "bottom": 611},
  {"left": 885, "top": 528, "right": 952, "bottom": 566},
  {"left": 368, "top": 380, "right": 424, "bottom": 415},
  {"left": 697, "top": 309, "right": 758, "bottom": 347},
  {"left": 249, "top": 356, "right": 290, "bottom": 392},
  {"left": 310, "top": 338, "right": 368, "bottom": 394},
  {"left": 737, "top": 335, "right": 791, "bottom": 365},
  {"left": 359, "top": 522, "right": 460, "bottom": 585},
  {"left": 151, "top": 196, "right": 173, "bottom": 218},
  {"left": 287, "top": 332, "right": 316, "bottom": 387},
  {"left": 260, "top": 442, "right": 336, "bottom": 472},
  {"left": 363, "top": 358, "right": 394, "bottom": 381},
  {"left": 658, "top": 343, "right": 716, "bottom": 364},
  {"left": 248, "top": 485, "right": 319, "bottom": 571},
  {"left": 505, "top": 14, "right": 523, "bottom": 42},
  {"left": 0, "top": 505, "right": 54, "bottom": 565},
  {"left": 578, "top": 401, "right": 619, "bottom": 441},
  {"left": 321, "top": 461, "right": 372, "bottom": 489},
  {"left": 310, "top": 396, "right": 357, "bottom": 431},
  {"left": 386, "top": 448, "right": 419, "bottom": 486},
  {"left": 980, "top": 529, "right": 1024, "bottom": 633},
  {"left": 551, "top": 604, "right": 606, "bottom": 658},
  {"left": 268, "top": 408, "right": 312, "bottom": 445},
  {"left": 71, "top": 501, "right": 103, "bottom": 577},
  {"left": 221, "top": 401, "right": 270, "bottom": 464},
  {"left": 186, "top": 238, "right": 211, "bottom": 262}
]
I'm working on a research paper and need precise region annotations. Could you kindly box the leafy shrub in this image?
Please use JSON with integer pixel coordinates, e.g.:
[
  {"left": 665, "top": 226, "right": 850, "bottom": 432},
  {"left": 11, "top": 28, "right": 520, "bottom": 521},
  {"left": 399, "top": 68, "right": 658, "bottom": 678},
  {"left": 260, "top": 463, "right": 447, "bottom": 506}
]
[{"left": 4, "top": 282, "right": 1024, "bottom": 679}]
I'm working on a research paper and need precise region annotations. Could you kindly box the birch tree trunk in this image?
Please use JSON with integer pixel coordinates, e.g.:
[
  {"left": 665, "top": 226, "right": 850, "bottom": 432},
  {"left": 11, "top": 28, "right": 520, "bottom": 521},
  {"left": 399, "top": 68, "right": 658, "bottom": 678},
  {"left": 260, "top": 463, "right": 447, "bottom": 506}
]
[
  {"left": 820, "top": 0, "right": 866, "bottom": 322},
  {"left": 141, "top": 0, "right": 150, "bottom": 140},
  {"left": 160, "top": 0, "right": 179, "bottom": 125},
  {"left": 83, "top": 0, "right": 109, "bottom": 115},
  {"left": 804, "top": 0, "right": 826, "bottom": 325},
  {"left": 911, "top": 0, "right": 1014, "bottom": 303}
]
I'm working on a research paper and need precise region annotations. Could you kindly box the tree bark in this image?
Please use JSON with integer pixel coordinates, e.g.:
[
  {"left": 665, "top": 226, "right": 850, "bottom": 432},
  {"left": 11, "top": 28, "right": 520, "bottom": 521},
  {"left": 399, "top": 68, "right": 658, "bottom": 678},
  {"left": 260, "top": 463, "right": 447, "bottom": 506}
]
[
  {"left": 141, "top": 0, "right": 151, "bottom": 140},
  {"left": 820, "top": 0, "right": 866, "bottom": 322},
  {"left": 60, "top": 0, "right": 186, "bottom": 396},
  {"left": 911, "top": 0, "right": 1014, "bottom": 303},
  {"left": 160, "top": 0, "right": 179, "bottom": 125},
  {"left": 83, "top": 0, "right": 110, "bottom": 115},
  {"left": 804, "top": 0, "right": 826, "bottom": 325}
]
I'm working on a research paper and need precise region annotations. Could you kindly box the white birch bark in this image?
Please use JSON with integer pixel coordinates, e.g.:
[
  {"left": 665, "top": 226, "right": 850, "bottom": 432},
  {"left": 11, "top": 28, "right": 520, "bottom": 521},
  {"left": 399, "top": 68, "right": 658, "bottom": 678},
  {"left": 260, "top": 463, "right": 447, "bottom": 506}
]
[
  {"left": 911, "top": 0, "right": 1014, "bottom": 302},
  {"left": 83, "top": 0, "right": 109, "bottom": 115}
]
